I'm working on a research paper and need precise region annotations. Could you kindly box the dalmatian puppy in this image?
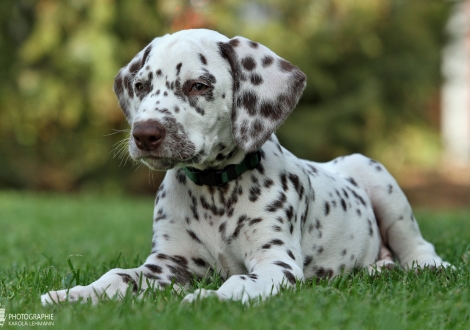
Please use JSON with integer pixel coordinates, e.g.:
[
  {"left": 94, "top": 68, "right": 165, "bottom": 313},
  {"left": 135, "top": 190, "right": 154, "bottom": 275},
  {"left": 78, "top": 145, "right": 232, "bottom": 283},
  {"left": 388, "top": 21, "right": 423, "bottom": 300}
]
[{"left": 41, "top": 29, "right": 451, "bottom": 305}]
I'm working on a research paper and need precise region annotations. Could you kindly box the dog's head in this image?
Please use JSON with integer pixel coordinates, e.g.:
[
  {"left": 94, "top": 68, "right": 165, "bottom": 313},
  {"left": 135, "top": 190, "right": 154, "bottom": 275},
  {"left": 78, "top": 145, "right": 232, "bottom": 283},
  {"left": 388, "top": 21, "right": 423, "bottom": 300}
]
[{"left": 114, "top": 29, "right": 306, "bottom": 171}]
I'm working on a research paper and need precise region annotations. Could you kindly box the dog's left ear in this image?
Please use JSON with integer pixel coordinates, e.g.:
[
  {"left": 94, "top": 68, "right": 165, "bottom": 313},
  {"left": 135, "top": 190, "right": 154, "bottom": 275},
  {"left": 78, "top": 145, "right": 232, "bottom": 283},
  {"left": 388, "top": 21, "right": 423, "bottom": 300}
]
[{"left": 218, "top": 37, "right": 306, "bottom": 152}]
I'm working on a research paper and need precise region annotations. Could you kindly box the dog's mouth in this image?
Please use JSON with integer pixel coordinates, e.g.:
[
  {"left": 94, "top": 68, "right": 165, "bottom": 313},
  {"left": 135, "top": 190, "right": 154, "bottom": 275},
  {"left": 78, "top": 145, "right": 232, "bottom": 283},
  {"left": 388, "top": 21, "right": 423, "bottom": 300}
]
[{"left": 129, "top": 134, "right": 202, "bottom": 170}]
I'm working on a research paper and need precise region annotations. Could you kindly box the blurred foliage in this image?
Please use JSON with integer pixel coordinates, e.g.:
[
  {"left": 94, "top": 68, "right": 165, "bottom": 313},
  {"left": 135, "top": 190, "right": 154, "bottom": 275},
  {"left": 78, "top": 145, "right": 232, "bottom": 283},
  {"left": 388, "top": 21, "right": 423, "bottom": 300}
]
[{"left": 0, "top": 0, "right": 453, "bottom": 193}]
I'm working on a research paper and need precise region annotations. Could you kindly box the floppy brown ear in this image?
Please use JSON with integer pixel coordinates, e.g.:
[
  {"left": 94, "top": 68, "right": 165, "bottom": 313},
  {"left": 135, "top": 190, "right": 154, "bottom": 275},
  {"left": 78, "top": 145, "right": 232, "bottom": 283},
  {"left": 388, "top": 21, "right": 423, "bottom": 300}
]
[{"left": 218, "top": 37, "right": 306, "bottom": 152}]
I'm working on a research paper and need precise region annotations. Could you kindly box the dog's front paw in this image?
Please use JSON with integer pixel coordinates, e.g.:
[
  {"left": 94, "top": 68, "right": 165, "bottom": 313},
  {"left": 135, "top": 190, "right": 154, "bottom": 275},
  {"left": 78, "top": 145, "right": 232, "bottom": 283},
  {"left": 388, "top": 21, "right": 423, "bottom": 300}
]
[
  {"left": 41, "top": 272, "right": 132, "bottom": 305},
  {"left": 182, "top": 289, "right": 228, "bottom": 303},
  {"left": 41, "top": 283, "right": 126, "bottom": 305},
  {"left": 41, "top": 285, "right": 103, "bottom": 305},
  {"left": 409, "top": 259, "right": 455, "bottom": 270}
]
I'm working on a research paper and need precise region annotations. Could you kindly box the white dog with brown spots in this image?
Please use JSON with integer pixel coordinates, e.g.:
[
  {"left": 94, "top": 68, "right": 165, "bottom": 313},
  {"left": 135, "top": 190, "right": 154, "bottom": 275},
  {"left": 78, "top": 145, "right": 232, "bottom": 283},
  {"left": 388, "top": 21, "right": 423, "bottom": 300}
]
[{"left": 42, "top": 29, "right": 451, "bottom": 305}]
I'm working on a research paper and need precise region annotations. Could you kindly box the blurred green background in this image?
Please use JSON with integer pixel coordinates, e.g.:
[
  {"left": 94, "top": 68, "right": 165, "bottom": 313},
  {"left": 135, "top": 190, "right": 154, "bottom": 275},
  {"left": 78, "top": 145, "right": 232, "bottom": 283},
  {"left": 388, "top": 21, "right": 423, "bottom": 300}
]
[{"left": 0, "top": 0, "right": 457, "bottom": 195}]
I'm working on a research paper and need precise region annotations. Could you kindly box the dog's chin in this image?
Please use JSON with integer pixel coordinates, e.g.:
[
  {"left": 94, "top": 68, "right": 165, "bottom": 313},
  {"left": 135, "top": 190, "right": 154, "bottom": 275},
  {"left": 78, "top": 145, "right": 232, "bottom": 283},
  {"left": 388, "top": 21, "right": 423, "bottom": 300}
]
[
  {"left": 139, "top": 153, "right": 206, "bottom": 171},
  {"left": 140, "top": 157, "right": 180, "bottom": 171}
]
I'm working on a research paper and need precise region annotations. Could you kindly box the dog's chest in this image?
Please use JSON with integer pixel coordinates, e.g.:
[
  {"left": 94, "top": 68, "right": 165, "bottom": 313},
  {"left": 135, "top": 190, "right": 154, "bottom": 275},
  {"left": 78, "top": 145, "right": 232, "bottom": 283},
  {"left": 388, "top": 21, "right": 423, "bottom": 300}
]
[
  {"left": 159, "top": 174, "right": 256, "bottom": 275},
  {"left": 155, "top": 143, "right": 382, "bottom": 279}
]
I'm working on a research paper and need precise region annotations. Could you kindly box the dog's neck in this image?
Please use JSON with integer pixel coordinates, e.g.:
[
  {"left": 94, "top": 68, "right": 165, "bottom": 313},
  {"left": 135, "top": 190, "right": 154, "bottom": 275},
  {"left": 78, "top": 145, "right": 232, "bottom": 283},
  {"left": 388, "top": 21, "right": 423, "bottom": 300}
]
[{"left": 182, "top": 149, "right": 261, "bottom": 186}]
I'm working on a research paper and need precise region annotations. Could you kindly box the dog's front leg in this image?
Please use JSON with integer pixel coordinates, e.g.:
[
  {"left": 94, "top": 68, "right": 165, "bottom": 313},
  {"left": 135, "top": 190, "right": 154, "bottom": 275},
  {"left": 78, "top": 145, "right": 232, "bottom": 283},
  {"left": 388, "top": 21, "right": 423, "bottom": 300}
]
[
  {"left": 183, "top": 248, "right": 304, "bottom": 304},
  {"left": 41, "top": 255, "right": 193, "bottom": 305}
]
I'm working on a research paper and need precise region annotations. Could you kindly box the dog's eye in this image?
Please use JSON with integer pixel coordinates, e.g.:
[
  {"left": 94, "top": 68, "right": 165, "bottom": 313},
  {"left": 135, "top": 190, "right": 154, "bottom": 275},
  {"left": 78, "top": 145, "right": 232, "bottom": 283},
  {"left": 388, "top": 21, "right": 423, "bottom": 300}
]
[
  {"left": 191, "top": 83, "right": 208, "bottom": 92},
  {"left": 135, "top": 82, "right": 144, "bottom": 91}
]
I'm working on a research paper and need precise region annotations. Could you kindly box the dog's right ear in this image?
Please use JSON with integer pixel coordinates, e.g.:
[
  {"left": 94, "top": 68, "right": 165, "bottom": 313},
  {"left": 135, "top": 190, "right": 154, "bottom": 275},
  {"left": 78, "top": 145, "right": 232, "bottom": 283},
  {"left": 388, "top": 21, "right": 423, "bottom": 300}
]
[{"left": 113, "top": 39, "right": 159, "bottom": 123}]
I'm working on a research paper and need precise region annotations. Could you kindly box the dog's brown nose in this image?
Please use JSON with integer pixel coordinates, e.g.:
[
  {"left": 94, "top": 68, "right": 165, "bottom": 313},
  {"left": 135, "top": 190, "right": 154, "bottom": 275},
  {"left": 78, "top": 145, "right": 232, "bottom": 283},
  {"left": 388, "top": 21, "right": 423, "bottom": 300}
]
[{"left": 132, "top": 120, "right": 165, "bottom": 151}]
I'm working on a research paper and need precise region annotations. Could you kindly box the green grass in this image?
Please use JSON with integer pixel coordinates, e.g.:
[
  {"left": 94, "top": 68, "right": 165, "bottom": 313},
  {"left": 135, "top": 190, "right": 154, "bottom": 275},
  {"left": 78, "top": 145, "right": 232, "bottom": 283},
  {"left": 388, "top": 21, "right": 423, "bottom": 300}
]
[{"left": 0, "top": 191, "right": 469, "bottom": 329}]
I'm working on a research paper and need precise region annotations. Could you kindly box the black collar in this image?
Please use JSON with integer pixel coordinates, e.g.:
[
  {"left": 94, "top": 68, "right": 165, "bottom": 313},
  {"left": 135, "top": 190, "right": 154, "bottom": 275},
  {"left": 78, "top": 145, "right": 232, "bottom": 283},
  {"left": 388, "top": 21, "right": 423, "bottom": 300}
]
[{"left": 183, "top": 150, "right": 261, "bottom": 186}]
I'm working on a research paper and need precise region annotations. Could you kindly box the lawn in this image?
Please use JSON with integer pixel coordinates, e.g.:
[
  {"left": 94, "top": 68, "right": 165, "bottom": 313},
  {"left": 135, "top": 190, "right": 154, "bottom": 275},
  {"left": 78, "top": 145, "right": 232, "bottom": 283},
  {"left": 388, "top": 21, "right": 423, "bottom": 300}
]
[{"left": 0, "top": 191, "right": 469, "bottom": 329}]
